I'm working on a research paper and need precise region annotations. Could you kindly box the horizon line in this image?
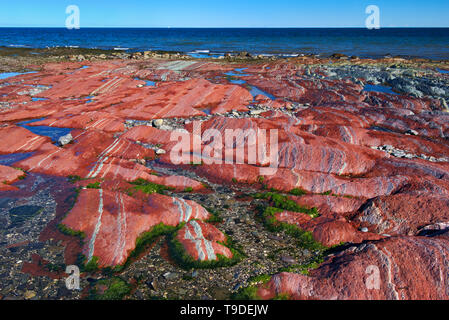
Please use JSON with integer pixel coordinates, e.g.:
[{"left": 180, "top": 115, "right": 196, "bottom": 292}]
[{"left": 1, "top": 26, "right": 449, "bottom": 29}]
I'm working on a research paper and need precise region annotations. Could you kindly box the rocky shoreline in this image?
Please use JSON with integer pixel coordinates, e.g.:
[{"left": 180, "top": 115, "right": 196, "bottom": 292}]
[{"left": 0, "top": 49, "right": 448, "bottom": 300}]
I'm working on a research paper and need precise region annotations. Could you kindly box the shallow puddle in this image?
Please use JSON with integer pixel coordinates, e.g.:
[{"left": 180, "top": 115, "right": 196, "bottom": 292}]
[
  {"left": 363, "top": 84, "right": 399, "bottom": 95},
  {"left": 0, "top": 71, "right": 37, "bottom": 80},
  {"left": 0, "top": 152, "right": 34, "bottom": 166},
  {"left": 229, "top": 79, "right": 246, "bottom": 85},
  {"left": 17, "top": 118, "right": 71, "bottom": 143},
  {"left": 437, "top": 68, "right": 449, "bottom": 74},
  {"left": 249, "top": 86, "right": 276, "bottom": 100},
  {"left": 135, "top": 77, "right": 157, "bottom": 87}
]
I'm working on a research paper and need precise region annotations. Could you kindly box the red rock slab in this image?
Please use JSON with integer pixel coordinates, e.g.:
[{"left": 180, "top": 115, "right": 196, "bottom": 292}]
[
  {"left": 0, "top": 96, "right": 109, "bottom": 123},
  {"left": 61, "top": 189, "right": 210, "bottom": 267},
  {"left": 88, "top": 158, "right": 204, "bottom": 191},
  {"left": 274, "top": 210, "right": 381, "bottom": 247},
  {"left": 245, "top": 77, "right": 305, "bottom": 101},
  {"left": 171, "top": 157, "right": 410, "bottom": 200},
  {"left": 290, "top": 194, "right": 365, "bottom": 215},
  {"left": 353, "top": 194, "right": 449, "bottom": 236},
  {"left": 0, "top": 165, "right": 25, "bottom": 182},
  {"left": 255, "top": 97, "right": 289, "bottom": 109},
  {"left": 0, "top": 85, "right": 33, "bottom": 103},
  {"left": 68, "top": 129, "right": 153, "bottom": 161},
  {"left": 265, "top": 168, "right": 410, "bottom": 198},
  {"left": 191, "top": 163, "right": 261, "bottom": 186},
  {"left": 0, "top": 125, "right": 54, "bottom": 154},
  {"left": 0, "top": 165, "right": 25, "bottom": 190},
  {"left": 0, "top": 106, "right": 57, "bottom": 122},
  {"left": 257, "top": 234, "right": 449, "bottom": 300},
  {"left": 35, "top": 65, "right": 139, "bottom": 100},
  {"left": 360, "top": 107, "right": 448, "bottom": 139},
  {"left": 365, "top": 91, "right": 439, "bottom": 113},
  {"left": 86, "top": 158, "right": 157, "bottom": 182},
  {"left": 374, "top": 158, "right": 449, "bottom": 190},
  {"left": 177, "top": 116, "right": 386, "bottom": 176},
  {"left": 245, "top": 76, "right": 364, "bottom": 105},
  {"left": 29, "top": 112, "right": 125, "bottom": 133},
  {"left": 144, "top": 174, "right": 205, "bottom": 192},
  {"left": 303, "top": 124, "right": 449, "bottom": 159},
  {"left": 295, "top": 107, "right": 372, "bottom": 128},
  {"left": 296, "top": 104, "right": 449, "bottom": 141},
  {"left": 176, "top": 220, "right": 233, "bottom": 261},
  {"left": 122, "top": 125, "right": 177, "bottom": 146},
  {"left": 174, "top": 156, "right": 414, "bottom": 200},
  {"left": 108, "top": 78, "right": 253, "bottom": 120},
  {"left": 16, "top": 130, "right": 155, "bottom": 179}
]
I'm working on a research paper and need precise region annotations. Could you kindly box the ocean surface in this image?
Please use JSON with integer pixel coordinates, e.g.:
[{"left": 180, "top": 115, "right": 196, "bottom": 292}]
[{"left": 1, "top": 28, "right": 449, "bottom": 60}]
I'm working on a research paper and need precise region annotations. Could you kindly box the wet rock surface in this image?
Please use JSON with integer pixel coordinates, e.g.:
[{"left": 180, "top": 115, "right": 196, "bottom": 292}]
[{"left": 0, "top": 53, "right": 449, "bottom": 300}]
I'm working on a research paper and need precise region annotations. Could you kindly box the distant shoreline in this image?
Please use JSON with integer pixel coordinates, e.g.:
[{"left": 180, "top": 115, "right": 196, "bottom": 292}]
[
  {"left": 1, "top": 28, "right": 449, "bottom": 60},
  {"left": 2, "top": 45, "right": 449, "bottom": 63}
]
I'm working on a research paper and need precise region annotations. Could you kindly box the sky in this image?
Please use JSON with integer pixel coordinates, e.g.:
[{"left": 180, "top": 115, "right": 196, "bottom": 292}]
[{"left": 0, "top": 0, "right": 448, "bottom": 28}]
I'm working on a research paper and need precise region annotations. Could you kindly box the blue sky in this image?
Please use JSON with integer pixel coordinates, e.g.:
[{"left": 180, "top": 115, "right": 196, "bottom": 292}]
[{"left": 0, "top": 0, "right": 448, "bottom": 27}]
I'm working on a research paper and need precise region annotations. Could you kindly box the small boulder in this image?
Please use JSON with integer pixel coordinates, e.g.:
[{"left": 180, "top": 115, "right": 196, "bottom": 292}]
[
  {"left": 58, "top": 133, "right": 73, "bottom": 146},
  {"left": 153, "top": 119, "right": 164, "bottom": 128}
]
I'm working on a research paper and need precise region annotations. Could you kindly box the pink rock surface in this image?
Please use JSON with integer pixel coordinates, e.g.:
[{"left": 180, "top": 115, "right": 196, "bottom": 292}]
[
  {"left": 258, "top": 234, "right": 449, "bottom": 300},
  {"left": 176, "top": 220, "right": 233, "bottom": 261},
  {"left": 15, "top": 130, "right": 155, "bottom": 179},
  {"left": 1, "top": 58, "right": 448, "bottom": 294},
  {"left": 61, "top": 189, "right": 210, "bottom": 267},
  {"left": 0, "top": 126, "right": 54, "bottom": 154},
  {"left": 0, "top": 165, "right": 25, "bottom": 190}
]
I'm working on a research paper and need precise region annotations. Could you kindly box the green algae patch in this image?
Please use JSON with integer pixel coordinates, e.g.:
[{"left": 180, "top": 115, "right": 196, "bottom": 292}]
[
  {"left": 278, "top": 256, "right": 325, "bottom": 275},
  {"left": 168, "top": 237, "right": 244, "bottom": 270},
  {"left": 232, "top": 274, "right": 272, "bottom": 300},
  {"left": 89, "top": 277, "right": 131, "bottom": 300},
  {"left": 110, "top": 223, "right": 181, "bottom": 273},
  {"left": 168, "top": 227, "right": 244, "bottom": 270},
  {"left": 57, "top": 223, "right": 85, "bottom": 239},
  {"left": 253, "top": 192, "right": 319, "bottom": 218},
  {"left": 128, "top": 178, "right": 174, "bottom": 196},
  {"left": 86, "top": 181, "right": 101, "bottom": 189},
  {"left": 289, "top": 188, "right": 307, "bottom": 196},
  {"left": 259, "top": 205, "right": 325, "bottom": 252},
  {"left": 204, "top": 206, "right": 223, "bottom": 223}
]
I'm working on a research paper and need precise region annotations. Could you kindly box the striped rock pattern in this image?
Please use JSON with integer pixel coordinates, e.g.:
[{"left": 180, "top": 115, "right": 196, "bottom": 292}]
[
  {"left": 62, "top": 189, "right": 211, "bottom": 267},
  {"left": 15, "top": 130, "right": 155, "bottom": 180},
  {"left": 0, "top": 126, "right": 54, "bottom": 154},
  {"left": 257, "top": 234, "right": 449, "bottom": 300},
  {"left": 176, "top": 220, "right": 233, "bottom": 261},
  {"left": 1, "top": 57, "right": 448, "bottom": 297}
]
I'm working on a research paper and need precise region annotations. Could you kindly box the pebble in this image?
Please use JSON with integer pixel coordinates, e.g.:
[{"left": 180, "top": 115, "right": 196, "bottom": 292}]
[
  {"left": 24, "top": 290, "right": 36, "bottom": 299},
  {"left": 163, "top": 272, "right": 179, "bottom": 280},
  {"left": 153, "top": 119, "right": 164, "bottom": 128},
  {"left": 250, "top": 109, "right": 264, "bottom": 115},
  {"left": 58, "top": 133, "right": 73, "bottom": 146},
  {"left": 281, "top": 255, "right": 297, "bottom": 264}
]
